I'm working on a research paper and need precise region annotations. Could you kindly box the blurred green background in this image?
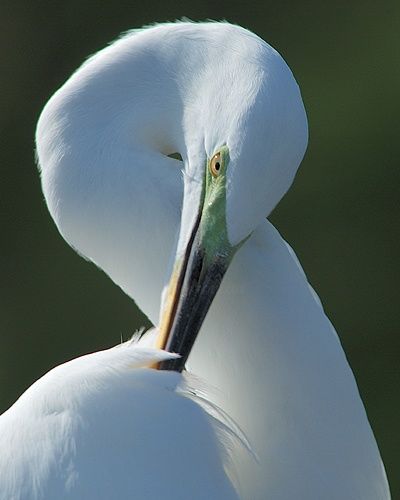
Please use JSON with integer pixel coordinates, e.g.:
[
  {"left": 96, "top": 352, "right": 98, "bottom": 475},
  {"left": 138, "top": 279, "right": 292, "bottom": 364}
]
[{"left": 1, "top": 0, "right": 399, "bottom": 495}]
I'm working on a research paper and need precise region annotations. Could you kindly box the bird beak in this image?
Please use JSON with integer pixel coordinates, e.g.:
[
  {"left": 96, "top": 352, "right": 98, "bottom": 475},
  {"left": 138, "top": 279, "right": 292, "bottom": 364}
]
[{"left": 155, "top": 147, "right": 238, "bottom": 371}]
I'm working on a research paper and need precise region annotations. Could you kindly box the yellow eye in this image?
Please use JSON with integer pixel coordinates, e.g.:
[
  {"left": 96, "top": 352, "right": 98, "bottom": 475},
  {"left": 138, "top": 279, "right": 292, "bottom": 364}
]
[{"left": 210, "top": 152, "right": 222, "bottom": 177}]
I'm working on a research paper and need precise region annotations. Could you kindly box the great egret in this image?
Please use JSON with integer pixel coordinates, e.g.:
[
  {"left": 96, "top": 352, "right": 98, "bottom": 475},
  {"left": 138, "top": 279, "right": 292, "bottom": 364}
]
[{"left": 2, "top": 21, "right": 390, "bottom": 499}]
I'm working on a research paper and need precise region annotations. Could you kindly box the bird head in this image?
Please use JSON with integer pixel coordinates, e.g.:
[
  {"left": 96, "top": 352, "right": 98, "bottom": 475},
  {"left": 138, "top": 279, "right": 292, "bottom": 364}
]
[{"left": 155, "top": 23, "right": 308, "bottom": 370}]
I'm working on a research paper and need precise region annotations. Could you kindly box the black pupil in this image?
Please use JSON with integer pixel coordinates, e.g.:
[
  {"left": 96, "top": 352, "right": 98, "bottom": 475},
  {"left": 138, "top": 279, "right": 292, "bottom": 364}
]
[{"left": 215, "top": 162, "right": 220, "bottom": 171}]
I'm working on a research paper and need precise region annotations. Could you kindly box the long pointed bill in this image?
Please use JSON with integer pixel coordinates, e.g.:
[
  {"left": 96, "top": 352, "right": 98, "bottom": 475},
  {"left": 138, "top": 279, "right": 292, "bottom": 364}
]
[{"left": 155, "top": 146, "right": 237, "bottom": 372}]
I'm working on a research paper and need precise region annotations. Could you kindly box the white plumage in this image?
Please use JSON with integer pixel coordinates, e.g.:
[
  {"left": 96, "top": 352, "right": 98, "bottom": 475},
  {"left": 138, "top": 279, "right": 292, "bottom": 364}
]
[
  {"left": 0, "top": 333, "right": 239, "bottom": 499},
  {"left": 0, "top": 21, "right": 390, "bottom": 499}
]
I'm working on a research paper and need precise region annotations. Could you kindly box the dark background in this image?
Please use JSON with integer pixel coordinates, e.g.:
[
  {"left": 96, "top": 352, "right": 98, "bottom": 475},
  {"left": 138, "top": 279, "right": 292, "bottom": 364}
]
[{"left": 1, "top": 0, "right": 399, "bottom": 494}]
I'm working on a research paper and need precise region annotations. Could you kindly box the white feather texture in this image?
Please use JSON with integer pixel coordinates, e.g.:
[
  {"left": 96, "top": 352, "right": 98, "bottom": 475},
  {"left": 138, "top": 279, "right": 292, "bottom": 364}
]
[
  {"left": 34, "top": 21, "right": 390, "bottom": 499},
  {"left": 0, "top": 334, "right": 239, "bottom": 499}
]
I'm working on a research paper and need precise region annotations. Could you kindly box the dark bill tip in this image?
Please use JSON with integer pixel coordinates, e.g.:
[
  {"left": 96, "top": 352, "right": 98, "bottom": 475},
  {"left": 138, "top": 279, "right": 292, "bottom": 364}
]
[{"left": 158, "top": 242, "right": 229, "bottom": 372}]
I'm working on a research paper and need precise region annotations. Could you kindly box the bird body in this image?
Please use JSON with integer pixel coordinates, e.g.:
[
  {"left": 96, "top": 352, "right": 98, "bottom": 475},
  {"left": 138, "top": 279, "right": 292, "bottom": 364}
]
[
  {"left": 2, "top": 21, "right": 390, "bottom": 499},
  {"left": 0, "top": 336, "right": 239, "bottom": 500},
  {"left": 190, "top": 219, "right": 390, "bottom": 499}
]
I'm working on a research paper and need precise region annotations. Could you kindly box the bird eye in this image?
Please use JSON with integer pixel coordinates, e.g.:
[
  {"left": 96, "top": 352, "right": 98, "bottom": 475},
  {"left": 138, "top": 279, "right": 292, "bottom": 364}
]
[{"left": 210, "top": 152, "right": 222, "bottom": 177}]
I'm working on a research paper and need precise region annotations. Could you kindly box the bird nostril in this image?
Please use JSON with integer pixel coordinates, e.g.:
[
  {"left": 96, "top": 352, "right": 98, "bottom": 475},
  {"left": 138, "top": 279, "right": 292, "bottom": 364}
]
[{"left": 166, "top": 152, "right": 183, "bottom": 162}]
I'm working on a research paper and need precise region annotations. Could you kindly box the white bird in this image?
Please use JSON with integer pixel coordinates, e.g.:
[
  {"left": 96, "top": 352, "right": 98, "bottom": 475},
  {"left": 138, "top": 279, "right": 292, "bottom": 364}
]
[{"left": 3, "top": 20, "right": 390, "bottom": 499}]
